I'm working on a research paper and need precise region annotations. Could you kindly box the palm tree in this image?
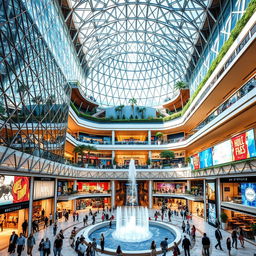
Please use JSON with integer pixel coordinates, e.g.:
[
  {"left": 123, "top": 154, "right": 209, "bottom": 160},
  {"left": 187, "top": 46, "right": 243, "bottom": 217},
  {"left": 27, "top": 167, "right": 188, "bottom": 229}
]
[
  {"left": 138, "top": 107, "right": 146, "bottom": 119},
  {"left": 160, "top": 150, "right": 175, "bottom": 164},
  {"left": 128, "top": 98, "right": 137, "bottom": 117},
  {"left": 73, "top": 144, "right": 97, "bottom": 167},
  {"left": 174, "top": 81, "right": 188, "bottom": 109}
]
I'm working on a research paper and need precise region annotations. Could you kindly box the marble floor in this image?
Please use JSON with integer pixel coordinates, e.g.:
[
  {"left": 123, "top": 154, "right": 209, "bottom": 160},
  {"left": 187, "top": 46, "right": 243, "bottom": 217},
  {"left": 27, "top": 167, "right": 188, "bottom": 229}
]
[{"left": 0, "top": 209, "right": 255, "bottom": 256}]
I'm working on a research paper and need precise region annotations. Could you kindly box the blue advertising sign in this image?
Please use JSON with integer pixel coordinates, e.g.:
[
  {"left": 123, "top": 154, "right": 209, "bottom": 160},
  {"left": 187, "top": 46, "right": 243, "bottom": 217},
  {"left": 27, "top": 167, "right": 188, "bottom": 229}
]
[
  {"left": 199, "top": 148, "right": 213, "bottom": 168},
  {"left": 241, "top": 183, "right": 256, "bottom": 207}
]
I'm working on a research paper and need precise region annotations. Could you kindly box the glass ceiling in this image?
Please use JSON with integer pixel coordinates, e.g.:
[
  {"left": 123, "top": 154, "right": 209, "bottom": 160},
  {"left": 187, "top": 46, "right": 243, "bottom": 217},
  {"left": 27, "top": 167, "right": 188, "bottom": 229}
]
[{"left": 68, "top": 0, "right": 212, "bottom": 106}]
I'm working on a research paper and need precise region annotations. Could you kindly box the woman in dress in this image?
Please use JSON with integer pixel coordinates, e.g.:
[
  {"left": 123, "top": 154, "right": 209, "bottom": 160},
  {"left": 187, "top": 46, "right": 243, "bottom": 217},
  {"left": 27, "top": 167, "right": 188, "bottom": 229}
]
[{"left": 150, "top": 240, "right": 156, "bottom": 256}]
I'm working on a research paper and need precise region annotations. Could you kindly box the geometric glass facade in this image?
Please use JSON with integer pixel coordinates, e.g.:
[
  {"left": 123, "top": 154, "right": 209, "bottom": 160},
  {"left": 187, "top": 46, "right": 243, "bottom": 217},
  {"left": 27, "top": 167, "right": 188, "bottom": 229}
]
[{"left": 0, "top": 0, "right": 71, "bottom": 162}]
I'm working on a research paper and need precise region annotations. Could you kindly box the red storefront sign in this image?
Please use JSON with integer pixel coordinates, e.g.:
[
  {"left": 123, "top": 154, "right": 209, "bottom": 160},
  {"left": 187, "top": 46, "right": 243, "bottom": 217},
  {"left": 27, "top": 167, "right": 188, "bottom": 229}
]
[
  {"left": 193, "top": 154, "right": 200, "bottom": 170},
  {"left": 12, "top": 176, "right": 30, "bottom": 203},
  {"left": 231, "top": 133, "right": 248, "bottom": 160}
]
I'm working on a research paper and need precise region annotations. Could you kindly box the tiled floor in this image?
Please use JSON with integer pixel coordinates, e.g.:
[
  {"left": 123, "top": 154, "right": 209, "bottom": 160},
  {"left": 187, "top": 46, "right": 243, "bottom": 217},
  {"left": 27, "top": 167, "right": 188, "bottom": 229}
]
[{"left": 0, "top": 209, "right": 255, "bottom": 256}]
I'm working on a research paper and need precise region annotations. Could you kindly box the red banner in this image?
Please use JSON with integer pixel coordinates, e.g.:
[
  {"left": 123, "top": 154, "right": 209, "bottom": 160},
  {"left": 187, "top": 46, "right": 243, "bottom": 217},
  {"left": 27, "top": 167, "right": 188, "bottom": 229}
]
[
  {"left": 193, "top": 154, "right": 200, "bottom": 170},
  {"left": 231, "top": 133, "right": 248, "bottom": 161},
  {"left": 12, "top": 177, "right": 30, "bottom": 203}
]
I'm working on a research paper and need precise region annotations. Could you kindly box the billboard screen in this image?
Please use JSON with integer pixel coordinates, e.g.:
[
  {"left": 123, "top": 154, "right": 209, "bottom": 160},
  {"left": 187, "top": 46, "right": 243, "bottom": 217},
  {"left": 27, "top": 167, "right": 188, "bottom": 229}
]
[
  {"left": 0, "top": 175, "right": 30, "bottom": 206},
  {"left": 77, "top": 182, "right": 110, "bottom": 193},
  {"left": 212, "top": 140, "right": 233, "bottom": 165},
  {"left": 208, "top": 202, "right": 217, "bottom": 226},
  {"left": 191, "top": 154, "right": 200, "bottom": 170},
  {"left": 156, "top": 183, "right": 185, "bottom": 193},
  {"left": 199, "top": 148, "right": 213, "bottom": 168},
  {"left": 247, "top": 129, "right": 256, "bottom": 158},
  {"left": 241, "top": 183, "right": 256, "bottom": 207}
]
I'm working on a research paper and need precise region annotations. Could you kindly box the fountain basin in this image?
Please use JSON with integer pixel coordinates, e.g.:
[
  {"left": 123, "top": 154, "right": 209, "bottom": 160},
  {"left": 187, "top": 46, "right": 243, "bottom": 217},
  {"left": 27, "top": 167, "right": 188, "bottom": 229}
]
[{"left": 82, "top": 221, "right": 182, "bottom": 255}]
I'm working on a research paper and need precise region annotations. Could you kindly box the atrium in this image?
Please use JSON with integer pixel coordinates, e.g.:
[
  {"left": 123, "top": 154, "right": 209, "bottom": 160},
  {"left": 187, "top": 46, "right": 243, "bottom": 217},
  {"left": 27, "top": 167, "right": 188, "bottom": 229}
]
[{"left": 0, "top": 0, "right": 256, "bottom": 255}]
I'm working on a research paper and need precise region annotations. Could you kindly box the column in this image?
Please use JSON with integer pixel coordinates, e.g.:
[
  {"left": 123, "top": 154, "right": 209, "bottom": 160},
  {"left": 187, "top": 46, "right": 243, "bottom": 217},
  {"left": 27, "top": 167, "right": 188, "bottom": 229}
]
[
  {"left": 216, "top": 178, "right": 221, "bottom": 221},
  {"left": 203, "top": 179, "right": 207, "bottom": 222},
  {"left": 148, "top": 130, "right": 151, "bottom": 145},
  {"left": 187, "top": 180, "right": 191, "bottom": 192},
  {"left": 73, "top": 180, "right": 77, "bottom": 192},
  {"left": 148, "top": 180, "right": 153, "bottom": 209},
  {"left": 73, "top": 200, "right": 76, "bottom": 211},
  {"left": 112, "top": 130, "right": 115, "bottom": 145},
  {"left": 112, "top": 150, "right": 115, "bottom": 165},
  {"left": 53, "top": 178, "right": 58, "bottom": 222},
  {"left": 28, "top": 176, "right": 34, "bottom": 235},
  {"left": 111, "top": 180, "right": 115, "bottom": 209}
]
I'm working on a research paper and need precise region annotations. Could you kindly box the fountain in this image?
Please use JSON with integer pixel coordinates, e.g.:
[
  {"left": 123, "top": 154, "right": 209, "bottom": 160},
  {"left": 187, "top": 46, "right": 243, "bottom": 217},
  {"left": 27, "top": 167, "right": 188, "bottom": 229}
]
[{"left": 112, "top": 159, "right": 152, "bottom": 242}]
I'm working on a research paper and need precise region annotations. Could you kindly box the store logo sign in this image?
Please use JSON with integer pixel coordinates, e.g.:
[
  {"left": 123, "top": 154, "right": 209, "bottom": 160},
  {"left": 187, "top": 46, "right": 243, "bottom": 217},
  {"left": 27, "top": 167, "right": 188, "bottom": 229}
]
[{"left": 245, "top": 187, "right": 256, "bottom": 202}]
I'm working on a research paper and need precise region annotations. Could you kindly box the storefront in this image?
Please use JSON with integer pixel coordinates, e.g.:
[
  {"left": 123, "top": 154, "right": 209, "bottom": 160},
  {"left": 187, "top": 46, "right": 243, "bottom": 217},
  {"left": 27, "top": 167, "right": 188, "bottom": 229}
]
[
  {"left": 76, "top": 197, "right": 111, "bottom": 210},
  {"left": 57, "top": 200, "right": 75, "bottom": 214},
  {"left": 77, "top": 181, "right": 110, "bottom": 193},
  {"left": 153, "top": 181, "right": 186, "bottom": 194},
  {"left": 153, "top": 197, "right": 187, "bottom": 210},
  {"left": 188, "top": 201, "right": 204, "bottom": 217},
  {"left": 0, "top": 175, "right": 30, "bottom": 249}
]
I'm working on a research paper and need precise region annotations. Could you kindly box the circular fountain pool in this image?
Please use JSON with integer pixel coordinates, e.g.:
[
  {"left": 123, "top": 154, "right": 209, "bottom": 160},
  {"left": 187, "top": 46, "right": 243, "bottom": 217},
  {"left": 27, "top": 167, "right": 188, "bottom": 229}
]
[{"left": 83, "top": 221, "right": 181, "bottom": 254}]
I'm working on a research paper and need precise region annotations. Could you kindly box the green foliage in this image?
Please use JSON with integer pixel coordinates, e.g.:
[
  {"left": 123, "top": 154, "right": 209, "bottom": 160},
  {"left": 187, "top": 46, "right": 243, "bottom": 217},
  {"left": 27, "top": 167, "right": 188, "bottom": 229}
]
[
  {"left": 147, "top": 158, "right": 151, "bottom": 165},
  {"left": 160, "top": 150, "right": 175, "bottom": 161},
  {"left": 220, "top": 212, "right": 228, "bottom": 223},
  {"left": 155, "top": 132, "right": 163, "bottom": 138},
  {"left": 174, "top": 81, "right": 188, "bottom": 90},
  {"left": 128, "top": 98, "right": 137, "bottom": 106}
]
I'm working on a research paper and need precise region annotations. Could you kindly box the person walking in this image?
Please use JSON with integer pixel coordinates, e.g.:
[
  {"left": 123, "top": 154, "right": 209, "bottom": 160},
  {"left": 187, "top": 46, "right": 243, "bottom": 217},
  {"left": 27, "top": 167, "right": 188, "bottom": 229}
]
[
  {"left": 172, "top": 242, "right": 180, "bottom": 256},
  {"left": 92, "top": 238, "right": 97, "bottom": 256},
  {"left": 53, "top": 235, "right": 63, "bottom": 256},
  {"left": 150, "top": 240, "right": 156, "bottom": 256},
  {"left": 75, "top": 237, "right": 81, "bottom": 252},
  {"left": 73, "top": 211, "right": 76, "bottom": 222},
  {"left": 231, "top": 228, "right": 238, "bottom": 249},
  {"left": 86, "top": 242, "right": 92, "bottom": 256},
  {"left": 238, "top": 227, "right": 245, "bottom": 248},
  {"left": 53, "top": 222, "right": 58, "bottom": 236},
  {"left": 44, "top": 216, "right": 49, "bottom": 228},
  {"left": 78, "top": 239, "right": 87, "bottom": 256},
  {"left": 202, "top": 233, "right": 210, "bottom": 256},
  {"left": 76, "top": 212, "right": 79, "bottom": 221},
  {"left": 226, "top": 237, "right": 232, "bottom": 256},
  {"left": 92, "top": 214, "right": 96, "bottom": 225},
  {"left": 182, "top": 235, "right": 191, "bottom": 256},
  {"left": 116, "top": 245, "right": 123, "bottom": 256},
  {"left": 27, "top": 233, "right": 36, "bottom": 256},
  {"left": 215, "top": 227, "right": 223, "bottom": 250},
  {"left": 160, "top": 237, "right": 168, "bottom": 256},
  {"left": 182, "top": 221, "right": 186, "bottom": 233},
  {"left": 44, "top": 237, "right": 51, "bottom": 256},
  {"left": 70, "top": 227, "right": 77, "bottom": 248},
  {"left": 22, "top": 220, "right": 28, "bottom": 236},
  {"left": 16, "top": 233, "right": 26, "bottom": 256},
  {"left": 8, "top": 231, "right": 18, "bottom": 254},
  {"left": 83, "top": 216, "right": 86, "bottom": 227},
  {"left": 168, "top": 209, "right": 172, "bottom": 222},
  {"left": 38, "top": 238, "right": 45, "bottom": 256},
  {"left": 100, "top": 233, "right": 105, "bottom": 252},
  {"left": 191, "top": 225, "right": 196, "bottom": 240},
  {"left": 49, "top": 213, "right": 53, "bottom": 226},
  {"left": 186, "top": 221, "right": 190, "bottom": 235}
]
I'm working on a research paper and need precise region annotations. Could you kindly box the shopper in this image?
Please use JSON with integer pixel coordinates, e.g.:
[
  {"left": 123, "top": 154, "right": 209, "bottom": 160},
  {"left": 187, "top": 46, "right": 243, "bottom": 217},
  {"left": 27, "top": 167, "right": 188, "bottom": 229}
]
[
  {"left": 49, "top": 213, "right": 53, "bottom": 226},
  {"left": 186, "top": 221, "right": 190, "bottom": 235},
  {"left": 215, "top": 227, "right": 223, "bottom": 250},
  {"left": 116, "top": 245, "right": 123, "bottom": 256},
  {"left": 172, "top": 242, "right": 180, "bottom": 256},
  {"left": 92, "top": 237, "right": 97, "bottom": 256},
  {"left": 44, "top": 216, "right": 49, "bottom": 228},
  {"left": 58, "top": 229, "right": 64, "bottom": 239},
  {"left": 27, "top": 233, "right": 36, "bottom": 255},
  {"left": 191, "top": 225, "right": 196, "bottom": 240},
  {"left": 160, "top": 237, "right": 168, "bottom": 256},
  {"left": 202, "top": 233, "right": 210, "bottom": 256},
  {"left": 182, "top": 235, "right": 191, "bottom": 256},
  {"left": 8, "top": 231, "right": 18, "bottom": 254},
  {"left": 150, "top": 240, "right": 156, "bottom": 256},
  {"left": 77, "top": 239, "right": 87, "bottom": 256},
  {"left": 16, "top": 233, "right": 26, "bottom": 256},
  {"left": 86, "top": 242, "right": 92, "bottom": 256},
  {"left": 73, "top": 211, "right": 76, "bottom": 222},
  {"left": 38, "top": 238, "right": 45, "bottom": 256},
  {"left": 75, "top": 237, "right": 81, "bottom": 252},
  {"left": 22, "top": 220, "right": 28, "bottom": 236},
  {"left": 226, "top": 237, "right": 232, "bottom": 256},
  {"left": 70, "top": 227, "right": 77, "bottom": 248},
  {"left": 44, "top": 237, "right": 51, "bottom": 256},
  {"left": 100, "top": 233, "right": 105, "bottom": 252},
  {"left": 231, "top": 228, "right": 238, "bottom": 249},
  {"left": 238, "top": 227, "right": 245, "bottom": 248},
  {"left": 76, "top": 212, "right": 79, "bottom": 221},
  {"left": 182, "top": 221, "right": 186, "bottom": 233},
  {"left": 92, "top": 214, "right": 96, "bottom": 225},
  {"left": 53, "top": 235, "right": 63, "bottom": 256},
  {"left": 53, "top": 222, "right": 58, "bottom": 236}
]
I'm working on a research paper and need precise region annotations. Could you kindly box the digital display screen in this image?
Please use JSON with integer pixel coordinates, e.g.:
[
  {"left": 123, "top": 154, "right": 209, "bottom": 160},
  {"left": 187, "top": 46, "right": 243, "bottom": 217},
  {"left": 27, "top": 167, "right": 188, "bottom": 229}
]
[
  {"left": 0, "top": 175, "right": 30, "bottom": 205},
  {"left": 191, "top": 154, "right": 200, "bottom": 170},
  {"left": 77, "top": 182, "right": 110, "bottom": 192},
  {"left": 156, "top": 183, "right": 185, "bottom": 193},
  {"left": 212, "top": 140, "right": 233, "bottom": 165},
  {"left": 241, "top": 183, "right": 256, "bottom": 207},
  {"left": 199, "top": 148, "right": 213, "bottom": 168},
  {"left": 208, "top": 202, "right": 217, "bottom": 226},
  {"left": 207, "top": 182, "right": 216, "bottom": 201}
]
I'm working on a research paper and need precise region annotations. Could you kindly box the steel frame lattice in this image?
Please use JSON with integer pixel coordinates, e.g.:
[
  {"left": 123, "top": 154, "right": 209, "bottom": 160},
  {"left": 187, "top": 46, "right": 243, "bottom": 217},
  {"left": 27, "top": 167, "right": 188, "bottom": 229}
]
[{"left": 65, "top": 0, "right": 216, "bottom": 106}]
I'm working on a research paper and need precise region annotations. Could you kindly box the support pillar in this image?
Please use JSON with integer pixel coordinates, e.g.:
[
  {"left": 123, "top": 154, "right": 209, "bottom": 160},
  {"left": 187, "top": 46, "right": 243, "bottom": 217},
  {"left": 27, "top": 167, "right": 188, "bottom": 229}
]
[
  {"left": 112, "top": 150, "right": 115, "bottom": 165},
  {"left": 112, "top": 130, "right": 115, "bottom": 145},
  {"left": 73, "top": 180, "right": 77, "bottom": 192},
  {"left": 216, "top": 178, "right": 221, "bottom": 221},
  {"left": 53, "top": 178, "right": 58, "bottom": 222},
  {"left": 148, "top": 180, "right": 153, "bottom": 209},
  {"left": 111, "top": 180, "right": 115, "bottom": 209},
  {"left": 148, "top": 130, "right": 151, "bottom": 145},
  {"left": 203, "top": 179, "right": 207, "bottom": 222},
  {"left": 187, "top": 180, "right": 191, "bottom": 192},
  {"left": 28, "top": 176, "right": 34, "bottom": 235}
]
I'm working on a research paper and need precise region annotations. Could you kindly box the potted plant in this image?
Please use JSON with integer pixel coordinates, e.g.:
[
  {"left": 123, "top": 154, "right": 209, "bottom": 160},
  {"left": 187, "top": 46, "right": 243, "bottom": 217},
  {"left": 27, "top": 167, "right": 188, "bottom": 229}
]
[
  {"left": 147, "top": 158, "right": 151, "bottom": 168},
  {"left": 155, "top": 132, "right": 164, "bottom": 145},
  {"left": 160, "top": 150, "right": 175, "bottom": 166},
  {"left": 73, "top": 144, "right": 97, "bottom": 167},
  {"left": 174, "top": 81, "right": 189, "bottom": 109},
  {"left": 220, "top": 212, "right": 228, "bottom": 230}
]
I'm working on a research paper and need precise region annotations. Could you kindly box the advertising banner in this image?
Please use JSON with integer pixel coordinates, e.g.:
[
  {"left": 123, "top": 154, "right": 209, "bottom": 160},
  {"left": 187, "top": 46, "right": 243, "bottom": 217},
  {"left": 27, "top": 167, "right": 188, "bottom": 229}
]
[
  {"left": 77, "top": 182, "right": 110, "bottom": 193},
  {"left": 34, "top": 180, "right": 54, "bottom": 200},
  {"left": 208, "top": 202, "right": 217, "bottom": 226},
  {"left": 0, "top": 175, "right": 30, "bottom": 206},
  {"left": 199, "top": 148, "right": 213, "bottom": 168},
  {"left": 191, "top": 154, "right": 200, "bottom": 170},
  {"left": 241, "top": 183, "right": 256, "bottom": 207},
  {"left": 247, "top": 129, "right": 256, "bottom": 158},
  {"left": 212, "top": 140, "right": 233, "bottom": 165},
  {"left": 231, "top": 132, "right": 248, "bottom": 160}
]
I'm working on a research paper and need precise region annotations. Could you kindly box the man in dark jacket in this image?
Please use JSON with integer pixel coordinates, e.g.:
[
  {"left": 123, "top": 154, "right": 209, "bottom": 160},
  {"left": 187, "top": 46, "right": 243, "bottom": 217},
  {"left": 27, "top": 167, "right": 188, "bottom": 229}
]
[
  {"left": 202, "top": 233, "right": 211, "bottom": 256},
  {"left": 182, "top": 235, "right": 191, "bottom": 256},
  {"left": 215, "top": 227, "right": 223, "bottom": 250},
  {"left": 8, "top": 231, "right": 18, "bottom": 253},
  {"left": 160, "top": 237, "right": 168, "bottom": 256}
]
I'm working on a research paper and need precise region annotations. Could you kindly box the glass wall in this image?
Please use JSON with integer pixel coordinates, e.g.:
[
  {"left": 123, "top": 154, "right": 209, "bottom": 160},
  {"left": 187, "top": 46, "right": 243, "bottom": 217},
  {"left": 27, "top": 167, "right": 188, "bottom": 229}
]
[{"left": 0, "top": 0, "right": 71, "bottom": 162}]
